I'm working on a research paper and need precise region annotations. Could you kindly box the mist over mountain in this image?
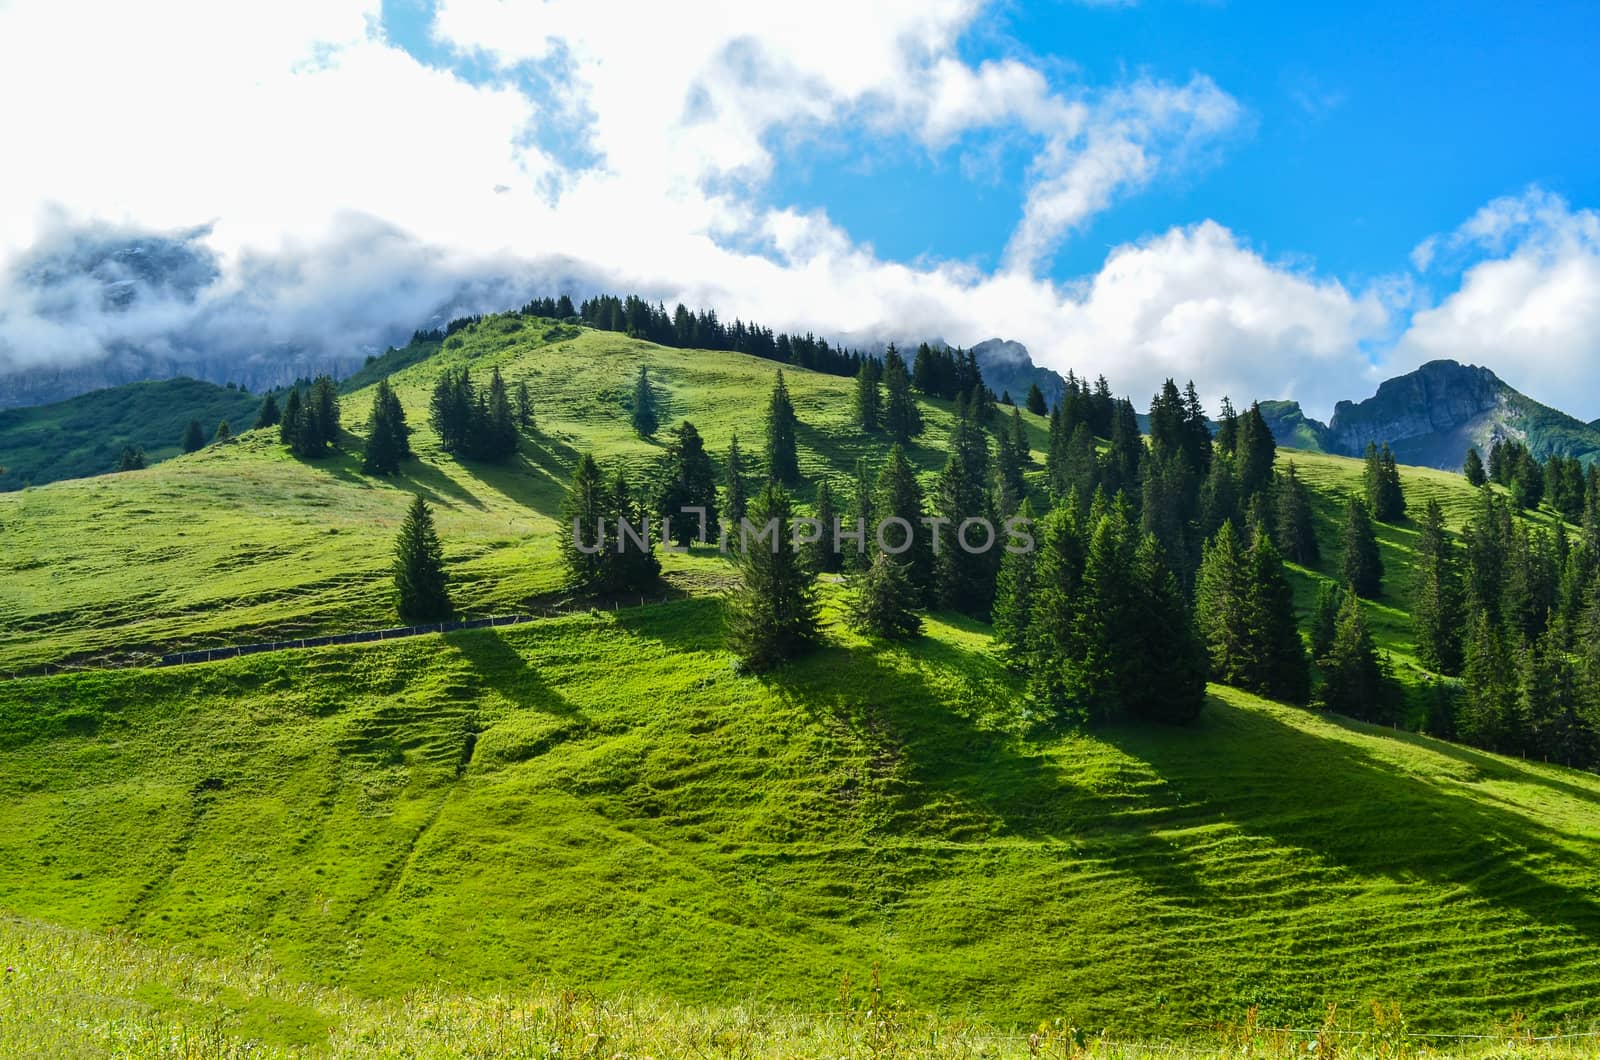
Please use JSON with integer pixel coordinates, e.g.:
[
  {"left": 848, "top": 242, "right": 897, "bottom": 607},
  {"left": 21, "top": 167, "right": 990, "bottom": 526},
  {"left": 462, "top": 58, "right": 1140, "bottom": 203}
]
[{"left": 970, "top": 338, "right": 1069, "bottom": 407}]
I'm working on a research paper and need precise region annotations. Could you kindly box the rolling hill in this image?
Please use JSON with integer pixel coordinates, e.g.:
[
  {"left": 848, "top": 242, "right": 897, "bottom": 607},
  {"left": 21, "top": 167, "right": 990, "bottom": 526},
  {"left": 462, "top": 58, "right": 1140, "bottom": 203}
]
[
  {"left": 0, "top": 376, "right": 263, "bottom": 491},
  {"left": 3, "top": 314, "right": 1600, "bottom": 1052}
]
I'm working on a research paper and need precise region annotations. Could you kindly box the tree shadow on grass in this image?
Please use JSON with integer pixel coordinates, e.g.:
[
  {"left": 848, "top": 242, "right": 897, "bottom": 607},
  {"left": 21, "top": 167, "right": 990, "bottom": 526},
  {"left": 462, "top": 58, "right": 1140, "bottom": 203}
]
[
  {"left": 1105, "top": 695, "right": 1600, "bottom": 946},
  {"left": 442, "top": 627, "right": 580, "bottom": 718}
]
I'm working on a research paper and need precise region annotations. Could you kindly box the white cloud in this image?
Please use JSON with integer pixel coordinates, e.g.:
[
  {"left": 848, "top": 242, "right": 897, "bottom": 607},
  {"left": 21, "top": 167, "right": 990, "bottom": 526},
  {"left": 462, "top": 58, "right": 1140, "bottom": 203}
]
[{"left": 1394, "top": 189, "right": 1600, "bottom": 416}]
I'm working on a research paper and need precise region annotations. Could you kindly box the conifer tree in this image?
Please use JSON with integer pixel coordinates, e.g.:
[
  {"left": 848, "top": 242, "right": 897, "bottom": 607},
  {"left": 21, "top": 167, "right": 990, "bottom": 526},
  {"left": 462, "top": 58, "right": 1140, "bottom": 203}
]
[
  {"left": 1317, "top": 591, "right": 1388, "bottom": 720},
  {"left": 849, "top": 550, "right": 922, "bottom": 640},
  {"left": 1369, "top": 443, "right": 1406, "bottom": 521},
  {"left": 362, "top": 380, "right": 406, "bottom": 476},
  {"left": 560, "top": 452, "right": 612, "bottom": 590},
  {"left": 609, "top": 468, "right": 661, "bottom": 591},
  {"left": 1024, "top": 503, "right": 1085, "bottom": 712},
  {"left": 309, "top": 375, "right": 341, "bottom": 454},
  {"left": 933, "top": 412, "right": 997, "bottom": 615},
  {"left": 996, "top": 411, "right": 1026, "bottom": 501},
  {"left": 1128, "top": 532, "right": 1208, "bottom": 724},
  {"left": 1195, "top": 520, "right": 1249, "bottom": 685},
  {"left": 1236, "top": 402, "right": 1276, "bottom": 500},
  {"left": 882, "top": 345, "right": 922, "bottom": 443},
  {"left": 1025, "top": 382, "right": 1048, "bottom": 416},
  {"left": 1198, "top": 450, "right": 1240, "bottom": 539},
  {"left": 806, "top": 478, "right": 843, "bottom": 574},
  {"left": 515, "top": 379, "right": 534, "bottom": 431},
  {"left": 658, "top": 421, "right": 720, "bottom": 547},
  {"left": 182, "top": 419, "right": 205, "bottom": 453},
  {"left": 999, "top": 390, "right": 1014, "bottom": 406},
  {"left": 1411, "top": 498, "right": 1465, "bottom": 674},
  {"left": 483, "top": 366, "right": 517, "bottom": 457},
  {"left": 1459, "top": 610, "right": 1518, "bottom": 752},
  {"left": 117, "top": 446, "right": 146, "bottom": 471},
  {"left": 723, "top": 433, "right": 749, "bottom": 528},
  {"left": 725, "top": 483, "right": 820, "bottom": 671},
  {"left": 1102, "top": 399, "right": 1144, "bottom": 503},
  {"left": 1245, "top": 530, "right": 1311, "bottom": 703},
  {"left": 1274, "top": 463, "right": 1320, "bottom": 567},
  {"left": 279, "top": 389, "right": 303, "bottom": 448},
  {"left": 1215, "top": 396, "right": 1239, "bottom": 455},
  {"left": 430, "top": 369, "right": 472, "bottom": 454},
  {"left": 1464, "top": 446, "right": 1486, "bottom": 487},
  {"left": 254, "top": 393, "right": 281, "bottom": 430},
  {"left": 875, "top": 444, "right": 933, "bottom": 599},
  {"left": 764, "top": 370, "right": 801, "bottom": 484},
  {"left": 214, "top": 420, "right": 231, "bottom": 444},
  {"left": 631, "top": 366, "right": 659, "bottom": 438},
  {"left": 853, "top": 358, "right": 882, "bottom": 432},
  {"left": 992, "top": 498, "right": 1035, "bottom": 662},
  {"left": 1309, "top": 583, "right": 1345, "bottom": 664},
  {"left": 393, "top": 494, "right": 451, "bottom": 622},
  {"left": 1011, "top": 405, "right": 1030, "bottom": 464},
  {"left": 1341, "top": 496, "right": 1383, "bottom": 598}
]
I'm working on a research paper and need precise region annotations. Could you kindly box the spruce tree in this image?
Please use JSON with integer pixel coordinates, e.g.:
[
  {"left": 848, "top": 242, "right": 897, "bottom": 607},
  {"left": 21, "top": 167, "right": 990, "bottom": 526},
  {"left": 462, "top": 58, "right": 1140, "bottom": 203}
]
[
  {"left": 1025, "top": 382, "right": 1048, "bottom": 416},
  {"left": 882, "top": 345, "right": 922, "bottom": 443},
  {"left": 393, "top": 494, "right": 451, "bottom": 623},
  {"left": 1317, "top": 591, "right": 1388, "bottom": 720},
  {"left": 1215, "top": 396, "right": 1239, "bottom": 455},
  {"left": 1459, "top": 610, "right": 1517, "bottom": 752},
  {"left": 992, "top": 498, "right": 1036, "bottom": 662},
  {"left": 1309, "top": 583, "right": 1345, "bottom": 663},
  {"left": 560, "top": 452, "right": 612, "bottom": 590},
  {"left": 1411, "top": 498, "right": 1465, "bottom": 674},
  {"left": 309, "top": 375, "right": 340, "bottom": 454},
  {"left": 996, "top": 411, "right": 1026, "bottom": 501},
  {"left": 254, "top": 393, "right": 281, "bottom": 430},
  {"left": 658, "top": 422, "right": 720, "bottom": 547},
  {"left": 874, "top": 444, "right": 934, "bottom": 600},
  {"left": 853, "top": 358, "right": 882, "bottom": 432},
  {"left": 1464, "top": 446, "right": 1486, "bottom": 487},
  {"left": 933, "top": 412, "right": 997, "bottom": 616},
  {"left": 1236, "top": 402, "right": 1276, "bottom": 500},
  {"left": 515, "top": 379, "right": 534, "bottom": 431},
  {"left": 1012, "top": 405, "right": 1031, "bottom": 465},
  {"left": 214, "top": 420, "right": 231, "bottom": 444},
  {"left": 1245, "top": 530, "right": 1310, "bottom": 703},
  {"left": 1024, "top": 503, "right": 1085, "bottom": 712},
  {"left": 1102, "top": 399, "right": 1144, "bottom": 502},
  {"left": 609, "top": 468, "right": 661, "bottom": 592},
  {"left": 1128, "top": 532, "right": 1208, "bottom": 724},
  {"left": 182, "top": 419, "right": 205, "bottom": 453},
  {"left": 1064, "top": 501, "right": 1143, "bottom": 724},
  {"left": 806, "top": 478, "right": 843, "bottom": 574},
  {"left": 117, "top": 446, "right": 146, "bottom": 471},
  {"left": 724, "top": 433, "right": 749, "bottom": 528},
  {"left": 1195, "top": 520, "right": 1248, "bottom": 685},
  {"left": 279, "top": 389, "right": 304, "bottom": 448},
  {"left": 631, "top": 366, "right": 659, "bottom": 438},
  {"left": 1274, "top": 463, "right": 1320, "bottom": 567},
  {"left": 1341, "top": 496, "right": 1383, "bottom": 598},
  {"left": 764, "top": 370, "right": 801, "bottom": 484},
  {"left": 483, "top": 366, "right": 517, "bottom": 458},
  {"left": 1369, "top": 443, "right": 1406, "bottom": 522},
  {"left": 850, "top": 551, "right": 922, "bottom": 640},
  {"left": 362, "top": 380, "right": 406, "bottom": 476},
  {"left": 725, "top": 483, "right": 820, "bottom": 671}
]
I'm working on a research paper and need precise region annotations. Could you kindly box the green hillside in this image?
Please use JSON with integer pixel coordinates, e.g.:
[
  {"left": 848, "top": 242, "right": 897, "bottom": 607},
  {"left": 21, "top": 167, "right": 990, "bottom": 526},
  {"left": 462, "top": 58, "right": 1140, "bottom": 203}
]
[
  {"left": 0, "top": 376, "right": 263, "bottom": 492},
  {"left": 4, "top": 315, "right": 1600, "bottom": 1050}
]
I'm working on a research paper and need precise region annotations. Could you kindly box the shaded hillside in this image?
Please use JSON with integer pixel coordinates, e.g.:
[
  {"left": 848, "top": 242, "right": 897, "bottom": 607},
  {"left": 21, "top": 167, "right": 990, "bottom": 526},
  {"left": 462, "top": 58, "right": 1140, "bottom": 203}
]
[
  {"left": 971, "top": 338, "right": 1067, "bottom": 406},
  {"left": 0, "top": 377, "right": 262, "bottom": 491}
]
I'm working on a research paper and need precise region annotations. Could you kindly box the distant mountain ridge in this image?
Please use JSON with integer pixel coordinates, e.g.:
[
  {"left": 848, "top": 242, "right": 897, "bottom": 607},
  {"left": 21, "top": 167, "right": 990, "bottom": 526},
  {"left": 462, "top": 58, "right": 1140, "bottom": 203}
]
[
  {"left": 970, "top": 338, "right": 1068, "bottom": 406},
  {"left": 1256, "top": 359, "right": 1600, "bottom": 470}
]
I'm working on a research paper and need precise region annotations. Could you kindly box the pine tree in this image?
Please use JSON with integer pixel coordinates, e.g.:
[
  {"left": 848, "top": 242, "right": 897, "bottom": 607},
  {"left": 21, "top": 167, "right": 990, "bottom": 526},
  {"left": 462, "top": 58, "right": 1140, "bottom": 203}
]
[
  {"left": 658, "top": 422, "right": 720, "bottom": 547},
  {"left": 1195, "top": 521, "right": 1249, "bottom": 685},
  {"left": 117, "top": 446, "right": 146, "bottom": 471},
  {"left": 1215, "top": 396, "right": 1239, "bottom": 455},
  {"left": 1366, "top": 443, "right": 1406, "bottom": 521},
  {"left": 515, "top": 379, "right": 534, "bottom": 431},
  {"left": 1309, "top": 583, "right": 1345, "bottom": 664},
  {"left": 214, "top": 420, "right": 231, "bottom": 444},
  {"left": 723, "top": 433, "right": 749, "bottom": 528},
  {"left": 362, "top": 380, "right": 406, "bottom": 476},
  {"left": 1236, "top": 402, "right": 1276, "bottom": 500},
  {"left": 996, "top": 410, "right": 1026, "bottom": 501},
  {"left": 309, "top": 375, "right": 340, "bottom": 454},
  {"left": 483, "top": 366, "right": 517, "bottom": 458},
  {"left": 1128, "top": 532, "right": 1208, "bottom": 724},
  {"left": 1025, "top": 382, "right": 1048, "bottom": 416},
  {"left": 560, "top": 452, "right": 612, "bottom": 590},
  {"left": 254, "top": 393, "right": 281, "bottom": 430},
  {"left": 1341, "top": 496, "right": 1383, "bottom": 598},
  {"left": 764, "top": 370, "right": 801, "bottom": 485},
  {"left": 933, "top": 412, "right": 997, "bottom": 616},
  {"left": 279, "top": 389, "right": 304, "bottom": 448},
  {"left": 882, "top": 345, "right": 922, "bottom": 443},
  {"left": 806, "top": 478, "right": 843, "bottom": 574},
  {"left": 725, "top": 483, "right": 820, "bottom": 671},
  {"left": 875, "top": 444, "right": 934, "bottom": 600},
  {"left": 1459, "top": 610, "right": 1518, "bottom": 752},
  {"left": 1464, "top": 446, "right": 1486, "bottom": 487},
  {"left": 1024, "top": 503, "right": 1086, "bottom": 713},
  {"left": 393, "top": 494, "right": 451, "bottom": 623},
  {"left": 631, "top": 366, "right": 659, "bottom": 438},
  {"left": 1317, "top": 591, "right": 1388, "bottom": 721},
  {"left": 850, "top": 551, "right": 922, "bottom": 640},
  {"left": 609, "top": 468, "right": 661, "bottom": 592},
  {"left": 1245, "top": 530, "right": 1310, "bottom": 703},
  {"left": 1274, "top": 463, "right": 1320, "bottom": 567},
  {"left": 853, "top": 358, "right": 882, "bottom": 432},
  {"left": 182, "top": 419, "right": 205, "bottom": 453},
  {"left": 992, "top": 498, "right": 1036, "bottom": 662},
  {"left": 1411, "top": 498, "right": 1465, "bottom": 674},
  {"left": 1102, "top": 399, "right": 1144, "bottom": 503}
]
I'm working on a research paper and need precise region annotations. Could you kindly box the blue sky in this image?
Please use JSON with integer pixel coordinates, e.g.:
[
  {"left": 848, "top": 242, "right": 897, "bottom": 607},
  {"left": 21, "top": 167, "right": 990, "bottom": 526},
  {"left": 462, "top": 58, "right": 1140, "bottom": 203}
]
[{"left": 4, "top": 0, "right": 1600, "bottom": 417}]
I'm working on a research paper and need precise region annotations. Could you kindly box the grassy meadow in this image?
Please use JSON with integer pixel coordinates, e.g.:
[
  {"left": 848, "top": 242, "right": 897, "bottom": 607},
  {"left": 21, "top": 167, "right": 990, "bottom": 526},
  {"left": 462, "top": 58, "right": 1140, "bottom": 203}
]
[{"left": 4, "top": 315, "right": 1600, "bottom": 1053}]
